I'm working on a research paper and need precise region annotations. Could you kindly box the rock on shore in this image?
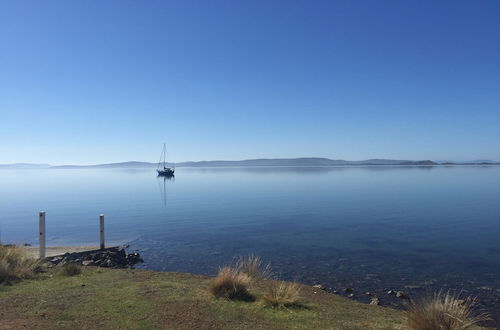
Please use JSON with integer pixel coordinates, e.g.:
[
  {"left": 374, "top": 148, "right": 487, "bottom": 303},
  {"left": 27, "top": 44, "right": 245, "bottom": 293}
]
[{"left": 43, "top": 246, "right": 143, "bottom": 269}]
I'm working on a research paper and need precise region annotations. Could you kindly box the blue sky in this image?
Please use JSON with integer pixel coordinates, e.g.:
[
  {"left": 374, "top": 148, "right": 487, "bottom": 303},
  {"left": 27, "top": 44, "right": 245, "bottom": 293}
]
[{"left": 1, "top": 0, "right": 499, "bottom": 164}]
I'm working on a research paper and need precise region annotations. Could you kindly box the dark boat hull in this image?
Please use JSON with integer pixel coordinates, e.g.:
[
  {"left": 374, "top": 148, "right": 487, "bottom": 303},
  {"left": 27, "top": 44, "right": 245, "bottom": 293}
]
[{"left": 157, "top": 168, "right": 175, "bottom": 176}]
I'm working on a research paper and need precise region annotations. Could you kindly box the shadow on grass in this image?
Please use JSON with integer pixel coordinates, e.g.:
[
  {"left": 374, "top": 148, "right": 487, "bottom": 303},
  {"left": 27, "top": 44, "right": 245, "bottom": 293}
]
[
  {"left": 261, "top": 301, "right": 311, "bottom": 310},
  {"left": 217, "top": 289, "right": 256, "bottom": 302},
  {"left": 286, "top": 302, "right": 311, "bottom": 310}
]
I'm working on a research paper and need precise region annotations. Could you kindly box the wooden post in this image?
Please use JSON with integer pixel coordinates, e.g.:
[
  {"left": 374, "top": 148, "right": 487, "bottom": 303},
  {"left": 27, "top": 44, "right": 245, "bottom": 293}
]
[
  {"left": 99, "top": 214, "right": 105, "bottom": 250},
  {"left": 39, "top": 211, "right": 45, "bottom": 258}
]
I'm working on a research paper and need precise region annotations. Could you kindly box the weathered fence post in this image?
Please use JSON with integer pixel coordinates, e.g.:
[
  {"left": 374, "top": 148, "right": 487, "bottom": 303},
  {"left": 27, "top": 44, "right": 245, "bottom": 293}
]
[
  {"left": 39, "top": 211, "right": 46, "bottom": 258},
  {"left": 99, "top": 214, "right": 105, "bottom": 250}
]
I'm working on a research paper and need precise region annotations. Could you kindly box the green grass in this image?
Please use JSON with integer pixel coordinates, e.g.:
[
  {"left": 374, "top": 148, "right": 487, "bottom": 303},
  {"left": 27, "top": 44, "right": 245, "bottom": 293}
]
[
  {"left": 0, "top": 267, "right": 404, "bottom": 329},
  {"left": 58, "top": 263, "right": 82, "bottom": 277}
]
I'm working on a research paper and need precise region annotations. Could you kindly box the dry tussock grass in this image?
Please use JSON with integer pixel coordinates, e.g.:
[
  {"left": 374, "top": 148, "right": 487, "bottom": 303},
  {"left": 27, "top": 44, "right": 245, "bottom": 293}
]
[
  {"left": 235, "top": 254, "right": 272, "bottom": 280},
  {"left": 0, "top": 245, "right": 38, "bottom": 283},
  {"left": 262, "top": 281, "right": 301, "bottom": 308},
  {"left": 406, "top": 291, "right": 490, "bottom": 330},
  {"left": 209, "top": 266, "right": 252, "bottom": 300}
]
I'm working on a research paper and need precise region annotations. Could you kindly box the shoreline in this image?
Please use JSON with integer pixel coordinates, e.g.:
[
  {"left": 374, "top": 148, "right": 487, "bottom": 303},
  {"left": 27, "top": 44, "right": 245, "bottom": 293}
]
[
  {"left": 11, "top": 244, "right": 499, "bottom": 328},
  {"left": 21, "top": 246, "right": 99, "bottom": 259}
]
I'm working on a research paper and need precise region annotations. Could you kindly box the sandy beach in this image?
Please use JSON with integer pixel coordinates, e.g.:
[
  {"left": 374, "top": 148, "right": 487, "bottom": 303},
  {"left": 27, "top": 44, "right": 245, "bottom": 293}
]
[{"left": 22, "top": 246, "right": 99, "bottom": 259}]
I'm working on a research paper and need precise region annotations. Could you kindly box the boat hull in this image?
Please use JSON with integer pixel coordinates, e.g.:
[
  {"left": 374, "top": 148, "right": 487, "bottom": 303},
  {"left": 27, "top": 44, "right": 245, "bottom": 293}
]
[{"left": 157, "top": 168, "right": 175, "bottom": 177}]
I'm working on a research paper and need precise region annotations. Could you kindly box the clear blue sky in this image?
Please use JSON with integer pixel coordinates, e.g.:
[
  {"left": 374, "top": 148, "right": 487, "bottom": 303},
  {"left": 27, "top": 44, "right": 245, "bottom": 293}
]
[{"left": 1, "top": 0, "right": 499, "bottom": 164}]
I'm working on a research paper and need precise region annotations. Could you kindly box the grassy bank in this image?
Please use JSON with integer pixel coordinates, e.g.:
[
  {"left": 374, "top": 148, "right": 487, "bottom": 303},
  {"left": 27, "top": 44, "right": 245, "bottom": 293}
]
[{"left": 0, "top": 267, "right": 404, "bottom": 329}]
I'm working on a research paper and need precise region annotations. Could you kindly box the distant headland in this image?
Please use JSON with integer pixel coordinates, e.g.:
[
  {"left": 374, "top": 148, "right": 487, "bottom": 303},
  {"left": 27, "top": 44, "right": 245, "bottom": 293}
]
[{"left": 1, "top": 158, "right": 499, "bottom": 169}]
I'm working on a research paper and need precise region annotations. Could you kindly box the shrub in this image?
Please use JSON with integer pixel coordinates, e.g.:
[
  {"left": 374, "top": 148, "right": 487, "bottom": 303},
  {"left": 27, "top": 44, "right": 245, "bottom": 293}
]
[
  {"left": 406, "top": 291, "right": 490, "bottom": 330},
  {"left": 235, "top": 254, "right": 272, "bottom": 280},
  {"left": 0, "top": 245, "right": 37, "bottom": 283},
  {"left": 59, "top": 263, "right": 82, "bottom": 276},
  {"left": 262, "top": 281, "right": 301, "bottom": 308},
  {"left": 209, "top": 266, "right": 252, "bottom": 300}
]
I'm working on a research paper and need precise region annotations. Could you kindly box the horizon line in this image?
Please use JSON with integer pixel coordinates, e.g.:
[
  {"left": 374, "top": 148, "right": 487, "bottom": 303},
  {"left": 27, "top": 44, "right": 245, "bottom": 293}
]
[{"left": 1, "top": 157, "right": 499, "bottom": 167}]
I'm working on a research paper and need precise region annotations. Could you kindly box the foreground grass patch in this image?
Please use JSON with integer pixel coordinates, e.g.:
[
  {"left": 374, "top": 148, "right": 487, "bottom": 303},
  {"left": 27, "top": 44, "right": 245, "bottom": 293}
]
[
  {"left": 0, "top": 268, "right": 404, "bottom": 329},
  {"left": 59, "top": 263, "right": 82, "bottom": 277},
  {"left": 0, "top": 245, "right": 38, "bottom": 283}
]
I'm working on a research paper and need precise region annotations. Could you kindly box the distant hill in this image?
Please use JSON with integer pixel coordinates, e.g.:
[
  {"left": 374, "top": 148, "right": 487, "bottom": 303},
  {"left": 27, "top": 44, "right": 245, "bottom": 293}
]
[
  {"left": 437, "top": 159, "right": 500, "bottom": 165},
  {"left": 0, "top": 163, "right": 50, "bottom": 169},
  {"left": 2, "top": 158, "right": 441, "bottom": 169},
  {"left": 52, "top": 161, "right": 156, "bottom": 169},
  {"left": 174, "top": 158, "right": 438, "bottom": 167},
  {"left": 6, "top": 158, "right": 500, "bottom": 169}
]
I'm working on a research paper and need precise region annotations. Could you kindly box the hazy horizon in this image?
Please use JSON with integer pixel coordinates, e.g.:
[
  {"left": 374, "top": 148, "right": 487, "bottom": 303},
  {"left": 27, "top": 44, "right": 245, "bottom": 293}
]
[{"left": 1, "top": 156, "right": 498, "bottom": 167}]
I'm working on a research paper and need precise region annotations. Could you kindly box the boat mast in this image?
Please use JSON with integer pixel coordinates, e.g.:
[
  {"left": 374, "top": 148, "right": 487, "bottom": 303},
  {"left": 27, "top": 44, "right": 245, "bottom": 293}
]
[
  {"left": 163, "top": 143, "right": 166, "bottom": 169},
  {"left": 157, "top": 147, "right": 163, "bottom": 170}
]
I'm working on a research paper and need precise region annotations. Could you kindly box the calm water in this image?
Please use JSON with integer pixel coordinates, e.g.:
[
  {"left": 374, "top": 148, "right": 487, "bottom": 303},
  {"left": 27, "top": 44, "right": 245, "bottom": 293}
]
[{"left": 1, "top": 166, "right": 500, "bottom": 321}]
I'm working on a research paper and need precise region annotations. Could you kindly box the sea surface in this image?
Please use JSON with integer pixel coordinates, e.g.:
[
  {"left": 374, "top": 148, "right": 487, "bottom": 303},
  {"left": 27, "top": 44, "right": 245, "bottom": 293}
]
[{"left": 1, "top": 166, "right": 500, "bottom": 323}]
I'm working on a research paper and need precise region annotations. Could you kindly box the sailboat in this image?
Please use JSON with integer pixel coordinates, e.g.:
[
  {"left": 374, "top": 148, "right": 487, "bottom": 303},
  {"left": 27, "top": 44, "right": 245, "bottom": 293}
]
[{"left": 157, "top": 143, "right": 175, "bottom": 177}]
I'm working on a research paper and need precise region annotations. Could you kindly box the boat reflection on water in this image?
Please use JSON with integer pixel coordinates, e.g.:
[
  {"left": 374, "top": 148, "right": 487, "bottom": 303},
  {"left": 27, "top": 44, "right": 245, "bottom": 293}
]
[
  {"left": 157, "top": 174, "right": 174, "bottom": 206},
  {"left": 157, "top": 174, "right": 174, "bottom": 180}
]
